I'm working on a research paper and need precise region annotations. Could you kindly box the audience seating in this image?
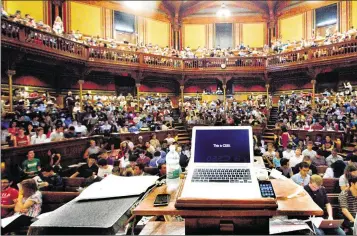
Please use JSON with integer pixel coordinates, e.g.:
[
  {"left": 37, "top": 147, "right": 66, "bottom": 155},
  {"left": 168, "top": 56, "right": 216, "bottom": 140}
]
[
  {"left": 323, "top": 178, "right": 341, "bottom": 194},
  {"left": 144, "top": 167, "right": 159, "bottom": 176},
  {"left": 63, "top": 177, "right": 86, "bottom": 192},
  {"left": 41, "top": 191, "right": 79, "bottom": 213},
  {"left": 317, "top": 166, "right": 328, "bottom": 175}
]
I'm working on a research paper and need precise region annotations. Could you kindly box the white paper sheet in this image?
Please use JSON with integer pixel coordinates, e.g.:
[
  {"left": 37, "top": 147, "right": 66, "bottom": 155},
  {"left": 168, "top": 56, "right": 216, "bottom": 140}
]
[
  {"left": 310, "top": 217, "right": 324, "bottom": 228},
  {"left": 1, "top": 213, "right": 21, "bottom": 228},
  {"left": 75, "top": 175, "right": 159, "bottom": 201},
  {"left": 269, "top": 218, "right": 313, "bottom": 234}
]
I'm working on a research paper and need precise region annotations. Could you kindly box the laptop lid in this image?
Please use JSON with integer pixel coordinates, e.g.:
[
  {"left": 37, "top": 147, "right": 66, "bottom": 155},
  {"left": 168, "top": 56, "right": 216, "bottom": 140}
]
[
  {"left": 318, "top": 220, "right": 343, "bottom": 229},
  {"left": 192, "top": 126, "right": 254, "bottom": 166}
]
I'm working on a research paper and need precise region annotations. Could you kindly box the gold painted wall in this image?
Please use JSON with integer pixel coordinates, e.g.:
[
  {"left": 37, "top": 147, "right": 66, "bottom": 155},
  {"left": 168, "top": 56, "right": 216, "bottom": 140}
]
[
  {"left": 280, "top": 14, "right": 303, "bottom": 42},
  {"left": 242, "top": 23, "right": 264, "bottom": 48},
  {"left": 70, "top": 2, "right": 102, "bottom": 37},
  {"left": 5, "top": 1, "right": 44, "bottom": 21},
  {"left": 352, "top": 1, "right": 357, "bottom": 29},
  {"left": 145, "top": 18, "right": 169, "bottom": 48},
  {"left": 183, "top": 24, "right": 206, "bottom": 50}
]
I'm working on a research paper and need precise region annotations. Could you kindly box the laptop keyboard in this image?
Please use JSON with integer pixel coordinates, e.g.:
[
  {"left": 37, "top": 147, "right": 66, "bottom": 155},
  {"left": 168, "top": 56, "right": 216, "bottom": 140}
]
[{"left": 191, "top": 168, "right": 252, "bottom": 183}]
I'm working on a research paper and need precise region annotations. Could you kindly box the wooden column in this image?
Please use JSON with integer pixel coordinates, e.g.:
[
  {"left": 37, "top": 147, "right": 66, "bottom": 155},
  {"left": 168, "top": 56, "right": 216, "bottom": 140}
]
[
  {"left": 180, "top": 85, "right": 184, "bottom": 111},
  {"left": 265, "top": 83, "right": 270, "bottom": 108},
  {"left": 223, "top": 84, "right": 227, "bottom": 110},
  {"left": 78, "top": 80, "right": 84, "bottom": 111},
  {"left": 6, "top": 70, "right": 16, "bottom": 112},
  {"left": 311, "top": 79, "right": 316, "bottom": 109},
  {"left": 136, "top": 83, "right": 141, "bottom": 112}
]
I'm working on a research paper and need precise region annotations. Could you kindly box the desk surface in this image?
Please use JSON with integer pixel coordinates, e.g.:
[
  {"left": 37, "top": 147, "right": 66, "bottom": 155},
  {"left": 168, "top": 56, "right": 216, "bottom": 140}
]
[{"left": 133, "top": 179, "right": 323, "bottom": 217}]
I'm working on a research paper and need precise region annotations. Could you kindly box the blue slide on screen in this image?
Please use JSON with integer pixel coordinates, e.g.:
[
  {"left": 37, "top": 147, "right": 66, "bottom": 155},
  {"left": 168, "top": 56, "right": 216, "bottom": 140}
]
[{"left": 194, "top": 129, "right": 251, "bottom": 163}]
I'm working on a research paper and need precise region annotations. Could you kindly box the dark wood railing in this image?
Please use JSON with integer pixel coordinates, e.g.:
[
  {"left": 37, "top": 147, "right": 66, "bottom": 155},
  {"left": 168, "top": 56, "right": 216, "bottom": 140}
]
[{"left": 2, "top": 18, "right": 357, "bottom": 72}]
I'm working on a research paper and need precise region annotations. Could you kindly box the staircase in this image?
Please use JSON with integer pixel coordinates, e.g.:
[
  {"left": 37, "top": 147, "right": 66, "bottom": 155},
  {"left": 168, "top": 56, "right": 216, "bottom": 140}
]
[
  {"left": 174, "top": 122, "right": 191, "bottom": 145},
  {"left": 262, "top": 106, "right": 279, "bottom": 144}
]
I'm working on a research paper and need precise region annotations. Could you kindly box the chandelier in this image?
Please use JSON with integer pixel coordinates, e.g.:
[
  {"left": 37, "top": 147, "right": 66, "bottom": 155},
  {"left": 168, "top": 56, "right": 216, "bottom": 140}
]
[{"left": 216, "top": 3, "right": 231, "bottom": 17}]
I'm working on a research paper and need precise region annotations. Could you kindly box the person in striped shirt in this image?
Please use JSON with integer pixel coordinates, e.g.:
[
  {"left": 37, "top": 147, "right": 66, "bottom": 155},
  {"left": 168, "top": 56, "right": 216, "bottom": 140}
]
[{"left": 339, "top": 176, "right": 357, "bottom": 233}]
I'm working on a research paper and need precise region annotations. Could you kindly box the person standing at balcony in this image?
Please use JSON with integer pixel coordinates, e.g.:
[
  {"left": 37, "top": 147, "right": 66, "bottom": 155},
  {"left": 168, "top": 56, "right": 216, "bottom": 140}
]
[
  {"left": 53, "top": 16, "right": 64, "bottom": 35},
  {"left": 65, "top": 91, "right": 75, "bottom": 115}
]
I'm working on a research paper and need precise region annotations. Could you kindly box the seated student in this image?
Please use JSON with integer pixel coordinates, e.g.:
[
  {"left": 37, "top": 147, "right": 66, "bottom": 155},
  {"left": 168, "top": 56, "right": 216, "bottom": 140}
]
[
  {"left": 291, "top": 162, "right": 311, "bottom": 186},
  {"left": 293, "top": 155, "right": 318, "bottom": 175},
  {"left": 277, "top": 158, "right": 293, "bottom": 178},
  {"left": 70, "top": 154, "right": 98, "bottom": 178},
  {"left": 282, "top": 144, "right": 295, "bottom": 160},
  {"left": 64, "top": 126, "right": 76, "bottom": 138},
  {"left": 133, "top": 163, "right": 146, "bottom": 176},
  {"left": 305, "top": 175, "right": 345, "bottom": 235},
  {"left": 50, "top": 153, "right": 62, "bottom": 175},
  {"left": 97, "top": 159, "right": 113, "bottom": 178},
  {"left": 289, "top": 148, "right": 304, "bottom": 168},
  {"left": 98, "top": 150, "right": 114, "bottom": 166},
  {"left": 323, "top": 160, "right": 346, "bottom": 179},
  {"left": 14, "top": 127, "right": 30, "bottom": 147},
  {"left": 83, "top": 140, "right": 101, "bottom": 159},
  {"left": 312, "top": 149, "right": 327, "bottom": 167},
  {"left": 3, "top": 179, "right": 42, "bottom": 234},
  {"left": 326, "top": 149, "right": 344, "bottom": 167},
  {"left": 50, "top": 126, "right": 64, "bottom": 142},
  {"left": 339, "top": 165, "right": 357, "bottom": 191},
  {"left": 158, "top": 163, "right": 166, "bottom": 177},
  {"left": 1, "top": 175, "right": 19, "bottom": 218},
  {"left": 22, "top": 150, "right": 41, "bottom": 178},
  {"left": 302, "top": 141, "right": 317, "bottom": 159},
  {"left": 339, "top": 177, "right": 357, "bottom": 233},
  {"left": 38, "top": 166, "right": 64, "bottom": 191},
  {"left": 136, "top": 151, "right": 151, "bottom": 166},
  {"left": 149, "top": 151, "right": 161, "bottom": 168}
]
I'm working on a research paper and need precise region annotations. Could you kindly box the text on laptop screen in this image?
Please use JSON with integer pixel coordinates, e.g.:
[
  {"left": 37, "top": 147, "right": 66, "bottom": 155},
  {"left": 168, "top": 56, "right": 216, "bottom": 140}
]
[{"left": 194, "top": 129, "right": 251, "bottom": 163}]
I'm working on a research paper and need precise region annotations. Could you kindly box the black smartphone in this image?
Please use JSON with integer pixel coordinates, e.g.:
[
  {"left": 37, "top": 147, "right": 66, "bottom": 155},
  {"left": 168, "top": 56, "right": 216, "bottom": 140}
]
[
  {"left": 259, "top": 180, "right": 276, "bottom": 198},
  {"left": 154, "top": 194, "right": 170, "bottom": 207}
]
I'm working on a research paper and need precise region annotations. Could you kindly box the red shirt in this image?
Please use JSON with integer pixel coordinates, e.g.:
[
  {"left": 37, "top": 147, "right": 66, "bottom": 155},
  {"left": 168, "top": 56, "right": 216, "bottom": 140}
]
[{"left": 1, "top": 187, "right": 19, "bottom": 218}]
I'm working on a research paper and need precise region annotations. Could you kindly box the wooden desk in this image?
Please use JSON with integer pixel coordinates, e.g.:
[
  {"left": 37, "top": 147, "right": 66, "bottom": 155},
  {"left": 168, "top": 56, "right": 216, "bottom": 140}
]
[
  {"left": 133, "top": 179, "right": 322, "bottom": 234},
  {"left": 140, "top": 222, "right": 185, "bottom": 235}
]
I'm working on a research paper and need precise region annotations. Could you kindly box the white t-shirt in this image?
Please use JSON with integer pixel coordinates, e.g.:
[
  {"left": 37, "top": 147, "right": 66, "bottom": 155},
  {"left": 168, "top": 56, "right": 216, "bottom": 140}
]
[
  {"left": 282, "top": 150, "right": 295, "bottom": 160},
  {"left": 165, "top": 137, "right": 175, "bottom": 145},
  {"left": 97, "top": 165, "right": 113, "bottom": 178},
  {"left": 323, "top": 168, "right": 334, "bottom": 178},
  {"left": 302, "top": 149, "right": 317, "bottom": 159},
  {"left": 289, "top": 155, "right": 304, "bottom": 168},
  {"left": 50, "top": 132, "right": 64, "bottom": 141},
  {"left": 31, "top": 134, "right": 48, "bottom": 144}
]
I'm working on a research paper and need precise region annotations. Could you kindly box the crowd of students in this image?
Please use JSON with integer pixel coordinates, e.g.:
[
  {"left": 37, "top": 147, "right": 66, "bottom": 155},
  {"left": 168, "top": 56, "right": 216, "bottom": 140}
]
[{"left": 3, "top": 9, "right": 357, "bottom": 60}]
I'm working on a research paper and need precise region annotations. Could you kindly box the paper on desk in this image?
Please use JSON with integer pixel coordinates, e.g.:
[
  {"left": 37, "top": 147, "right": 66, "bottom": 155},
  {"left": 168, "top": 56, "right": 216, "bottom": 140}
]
[
  {"left": 269, "top": 218, "right": 313, "bottom": 234},
  {"left": 75, "top": 175, "right": 159, "bottom": 201},
  {"left": 1, "top": 213, "right": 21, "bottom": 228}
]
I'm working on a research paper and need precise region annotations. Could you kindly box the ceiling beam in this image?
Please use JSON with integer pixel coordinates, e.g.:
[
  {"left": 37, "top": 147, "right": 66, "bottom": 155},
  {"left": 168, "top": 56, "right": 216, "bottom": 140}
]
[
  {"left": 158, "top": 1, "right": 174, "bottom": 20},
  {"left": 266, "top": 0, "right": 276, "bottom": 17},
  {"left": 180, "top": 1, "right": 217, "bottom": 18}
]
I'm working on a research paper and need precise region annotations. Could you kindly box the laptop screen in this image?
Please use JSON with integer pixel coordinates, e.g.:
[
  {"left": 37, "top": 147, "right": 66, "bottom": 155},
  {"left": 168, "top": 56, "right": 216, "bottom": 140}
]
[{"left": 194, "top": 129, "right": 251, "bottom": 163}]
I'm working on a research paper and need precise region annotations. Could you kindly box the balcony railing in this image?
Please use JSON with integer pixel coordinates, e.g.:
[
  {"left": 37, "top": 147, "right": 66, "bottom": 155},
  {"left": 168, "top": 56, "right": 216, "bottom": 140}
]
[{"left": 2, "top": 18, "right": 357, "bottom": 73}]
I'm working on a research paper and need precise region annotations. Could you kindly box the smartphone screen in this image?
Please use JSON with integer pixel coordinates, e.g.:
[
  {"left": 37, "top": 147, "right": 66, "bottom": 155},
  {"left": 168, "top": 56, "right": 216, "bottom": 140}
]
[{"left": 154, "top": 194, "right": 170, "bottom": 207}]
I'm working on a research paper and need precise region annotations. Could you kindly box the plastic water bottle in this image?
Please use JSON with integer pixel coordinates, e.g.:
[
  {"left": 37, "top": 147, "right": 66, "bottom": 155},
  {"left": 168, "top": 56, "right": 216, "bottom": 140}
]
[{"left": 166, "top": 145, "right": 181, "bottom": 193}]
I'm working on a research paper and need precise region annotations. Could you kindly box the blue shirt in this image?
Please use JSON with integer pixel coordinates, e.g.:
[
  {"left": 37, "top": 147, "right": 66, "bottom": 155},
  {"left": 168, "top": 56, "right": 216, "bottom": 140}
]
[
  {"left": 273, "top": 157, "right": 281, "bottom": 168},
  {"left": 291, "top": 173, "right": 310, "bottom": 186}
]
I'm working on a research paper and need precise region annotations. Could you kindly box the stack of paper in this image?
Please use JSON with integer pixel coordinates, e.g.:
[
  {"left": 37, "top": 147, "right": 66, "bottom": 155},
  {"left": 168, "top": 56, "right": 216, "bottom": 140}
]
[
  {"left": 269, "top": 218, "right": 313, "bottom": 234},
  {"left": 75, "top": 175, "right": 159, "bottom": 201}
]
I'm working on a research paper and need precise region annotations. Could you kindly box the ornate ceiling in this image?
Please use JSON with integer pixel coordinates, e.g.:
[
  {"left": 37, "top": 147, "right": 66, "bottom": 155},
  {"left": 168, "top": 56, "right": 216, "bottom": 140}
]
[{"left": 86, "top": 1, "right": 334, "bottom": 22}]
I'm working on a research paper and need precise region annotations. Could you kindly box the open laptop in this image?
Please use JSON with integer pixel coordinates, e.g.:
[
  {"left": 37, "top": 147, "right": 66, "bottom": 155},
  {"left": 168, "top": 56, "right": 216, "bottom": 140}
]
[
  {"left": 179, "top": 126, "right": 262, "bottom": 200},
  {"left": 318, "top": 220, "right": 343, "bottom": 229}
]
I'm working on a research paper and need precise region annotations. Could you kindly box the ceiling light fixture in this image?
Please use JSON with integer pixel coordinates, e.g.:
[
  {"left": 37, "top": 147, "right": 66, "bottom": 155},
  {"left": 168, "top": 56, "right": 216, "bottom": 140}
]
[{"left": 216, "top": 3, "right": 231, "bottom": 17}]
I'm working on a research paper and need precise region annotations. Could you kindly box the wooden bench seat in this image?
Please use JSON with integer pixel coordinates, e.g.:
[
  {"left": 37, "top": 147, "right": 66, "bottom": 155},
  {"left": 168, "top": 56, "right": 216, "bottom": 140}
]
[
  {"left": 41, "top": 191, "right": 79, "bottom": 213},
  {"left": 323, "top": 178, "right": 340, "bottom": 194},
  {"left": 63, "top": 177, "right": 86, "bottom": 192}
]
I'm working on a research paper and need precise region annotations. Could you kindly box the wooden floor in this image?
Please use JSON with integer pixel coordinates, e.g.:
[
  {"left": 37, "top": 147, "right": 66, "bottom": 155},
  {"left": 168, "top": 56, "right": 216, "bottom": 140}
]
[{"left": 139, "top": 221, "right": 185, "bottom": 235}]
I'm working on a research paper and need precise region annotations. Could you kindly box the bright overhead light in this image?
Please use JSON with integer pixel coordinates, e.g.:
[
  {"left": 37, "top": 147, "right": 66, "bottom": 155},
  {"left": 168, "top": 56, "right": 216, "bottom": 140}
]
[
  {"left": 122, "top": 1, "right": 157, "bottom": 11},
  {"left": 216, "top": 3, "right": 231, "bottom": 17}
]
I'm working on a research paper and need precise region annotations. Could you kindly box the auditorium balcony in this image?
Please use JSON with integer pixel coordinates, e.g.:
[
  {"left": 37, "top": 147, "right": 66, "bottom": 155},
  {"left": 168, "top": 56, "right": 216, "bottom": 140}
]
[{"left": 2, "top": 18, "right": 357, "bottom": 79}]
